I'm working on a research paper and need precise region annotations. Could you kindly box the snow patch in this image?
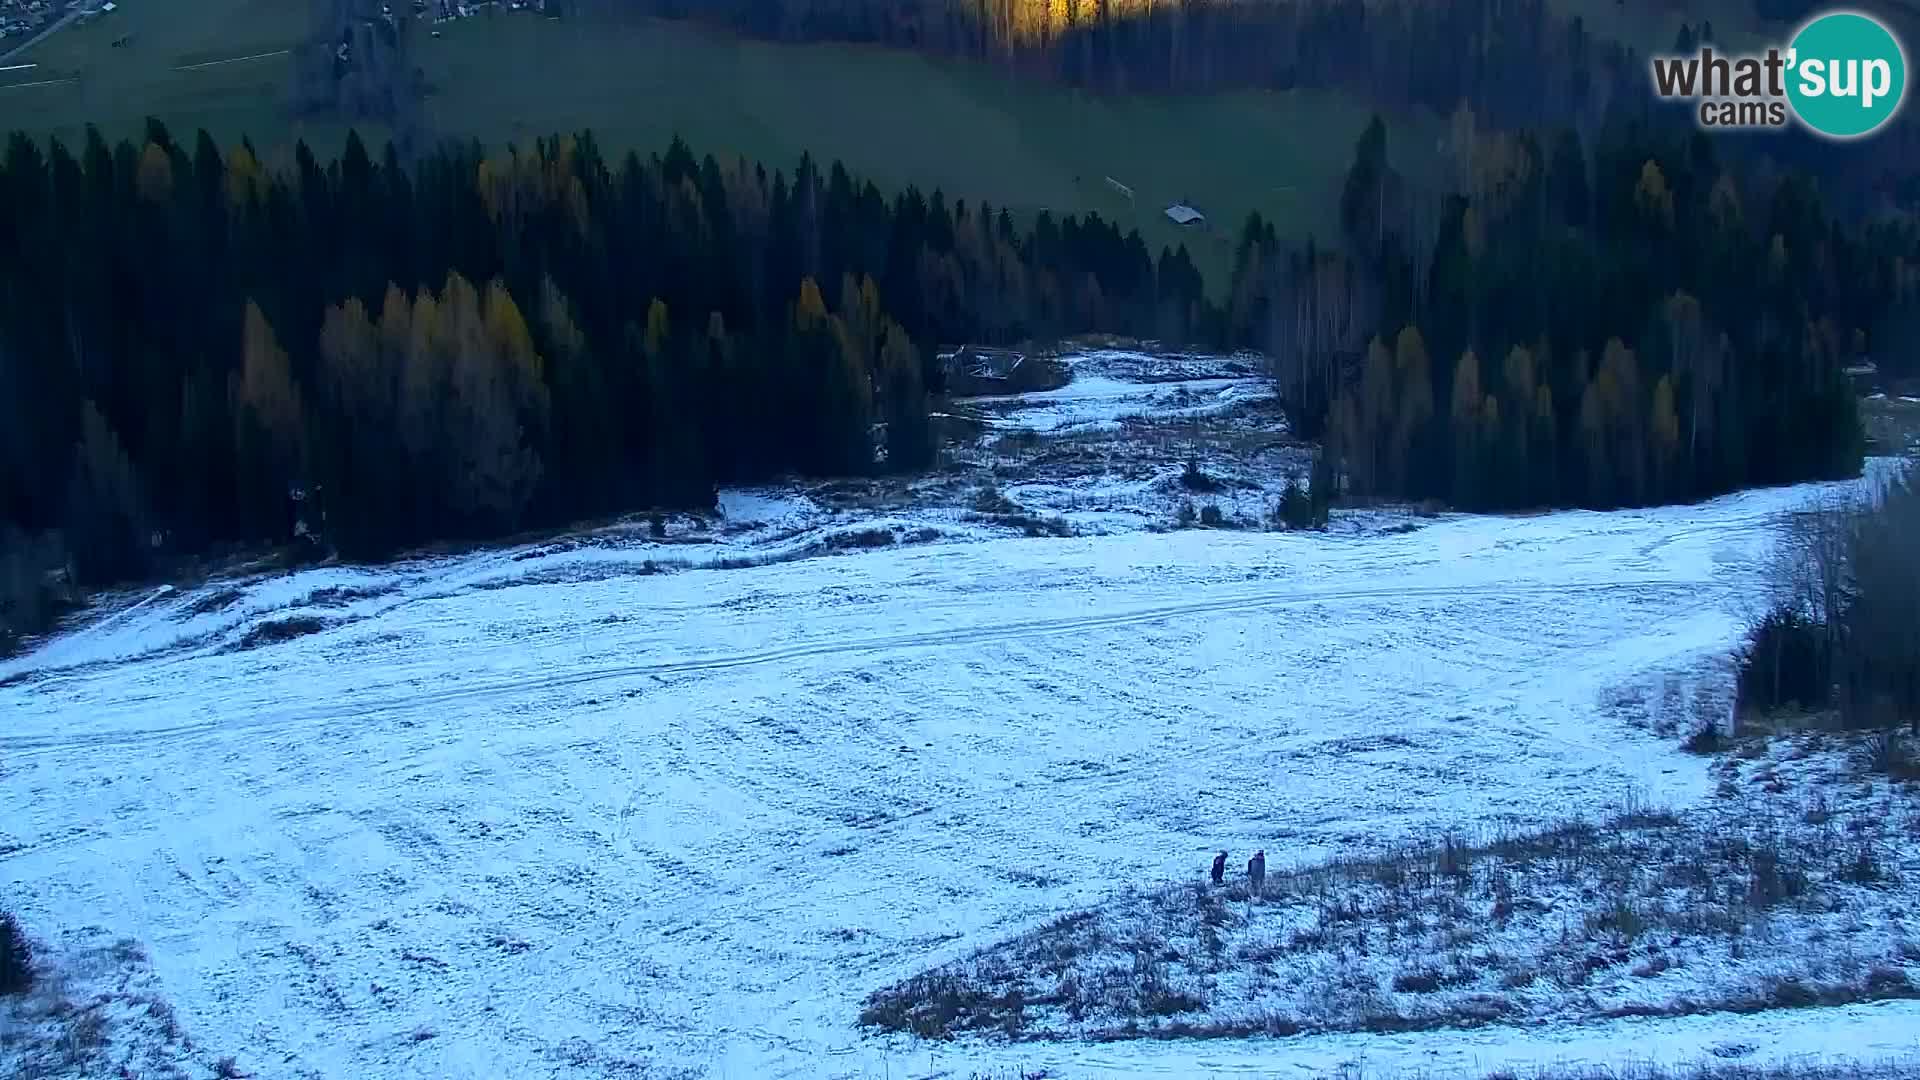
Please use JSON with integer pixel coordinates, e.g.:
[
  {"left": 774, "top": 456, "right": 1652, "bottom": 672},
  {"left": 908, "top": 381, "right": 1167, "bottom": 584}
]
[{"left": 0, "top": 467, "right": 1905, "bottom": 1078}]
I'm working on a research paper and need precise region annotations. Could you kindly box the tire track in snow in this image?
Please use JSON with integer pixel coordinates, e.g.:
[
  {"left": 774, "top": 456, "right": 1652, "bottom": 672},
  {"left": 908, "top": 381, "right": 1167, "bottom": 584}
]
[{"left": 0, "top": 576, "right": 1711, "bottom": 759}]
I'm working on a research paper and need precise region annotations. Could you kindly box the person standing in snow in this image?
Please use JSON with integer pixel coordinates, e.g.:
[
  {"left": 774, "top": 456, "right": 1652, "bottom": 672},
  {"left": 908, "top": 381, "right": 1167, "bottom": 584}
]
[
  {"left": 1247, "top": 849, "right": 1266, "bottom": 895},
  {"left": 1210, "top": 851, "right": 1227, "bottom": 886}
]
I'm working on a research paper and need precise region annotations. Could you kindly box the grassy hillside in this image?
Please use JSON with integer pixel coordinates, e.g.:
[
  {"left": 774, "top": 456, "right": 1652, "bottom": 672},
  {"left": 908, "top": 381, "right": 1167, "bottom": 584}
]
[
  {"left": 0, "top": 0, "right": 334, "bottom": 163},
  {"left": 0, "top": 0, "right": 1791, "bottom": 296},
  {"left": 427, "top": 15, "right": 1451, "bottom": 289},
  {"left": 1, "top": 5, "right": 1437, "bottom": 295}
]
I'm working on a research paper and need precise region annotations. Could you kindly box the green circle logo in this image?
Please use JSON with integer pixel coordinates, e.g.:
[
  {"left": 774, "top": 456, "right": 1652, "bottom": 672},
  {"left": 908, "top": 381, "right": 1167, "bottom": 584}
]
[{"left": 1786, "top": 10, "right": 1907, "bottom": 139}]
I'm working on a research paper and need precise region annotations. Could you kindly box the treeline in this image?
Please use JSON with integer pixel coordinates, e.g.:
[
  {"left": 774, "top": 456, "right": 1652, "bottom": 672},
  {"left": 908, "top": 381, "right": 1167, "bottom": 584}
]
[
  {"left": 0, "top": 107, "right": 1905, "bottom": 646},
  {"left": 0, "top": 123, "right": 1215, "bottom": 590},
  {"left": 1228, "top": 108, "right": 1917, "bottom": 512}
]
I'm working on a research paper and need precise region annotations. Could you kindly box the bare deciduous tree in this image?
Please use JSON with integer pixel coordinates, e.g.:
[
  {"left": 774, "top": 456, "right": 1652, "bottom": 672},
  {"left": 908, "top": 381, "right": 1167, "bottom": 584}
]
[
  {"left": 1753, "top": 464, "right": 1920, "bottom": 736},
  {"left": 1840, "top": 466, "right": 1920, "bottom": 734}
]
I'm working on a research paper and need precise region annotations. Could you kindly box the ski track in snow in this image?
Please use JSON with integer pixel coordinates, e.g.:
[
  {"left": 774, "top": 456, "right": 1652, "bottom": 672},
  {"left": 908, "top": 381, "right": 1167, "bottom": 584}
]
[{"left": 0, "top": 465, "right": 1913, "bottom": 1079}]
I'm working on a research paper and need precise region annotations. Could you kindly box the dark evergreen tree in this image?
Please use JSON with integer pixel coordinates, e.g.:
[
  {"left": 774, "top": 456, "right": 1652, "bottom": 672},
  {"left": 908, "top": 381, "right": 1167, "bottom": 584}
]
[
  {"left": 0, "top": 116, "right": 1897, "bottom": 566},
  {"left": 0, "top": 911, "right": 32, "bottom": 996}
]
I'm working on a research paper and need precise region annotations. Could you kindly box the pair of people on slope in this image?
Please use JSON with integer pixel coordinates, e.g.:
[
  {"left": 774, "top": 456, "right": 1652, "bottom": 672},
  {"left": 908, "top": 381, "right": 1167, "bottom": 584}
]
[{"left": 1210, "top": 849, "right": 1264, "bottom": 891}]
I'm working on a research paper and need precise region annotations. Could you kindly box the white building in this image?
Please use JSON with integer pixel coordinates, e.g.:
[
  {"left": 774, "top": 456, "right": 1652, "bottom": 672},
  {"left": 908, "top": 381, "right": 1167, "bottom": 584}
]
[{"left": 1164, "top": 203, "right": 1206, "bottom": 227}]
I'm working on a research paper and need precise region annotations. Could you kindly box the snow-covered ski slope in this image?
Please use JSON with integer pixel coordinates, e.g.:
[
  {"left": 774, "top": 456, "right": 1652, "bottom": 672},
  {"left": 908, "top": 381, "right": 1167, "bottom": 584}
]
[{"left": 2, "top": 462, "right": 1916, "bottom": 1079}]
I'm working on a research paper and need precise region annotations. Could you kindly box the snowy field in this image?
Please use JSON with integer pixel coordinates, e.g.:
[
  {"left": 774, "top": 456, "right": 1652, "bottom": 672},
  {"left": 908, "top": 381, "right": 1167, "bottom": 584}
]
[
  {"left": 940, "top": 347, "right": 1317, "bottom": 534},
  {"left": 956, "top": 349, "right": 1273, "bottom": 437},
  {"left": 863, "top": 727, "right": 1920, "bottom": 1046},
  {"left": 0, "top": 349, "right": 1915, "bottom": 1079},
  {"left": 3, "top": 462, "right": 1917, "bottom": 1079}
]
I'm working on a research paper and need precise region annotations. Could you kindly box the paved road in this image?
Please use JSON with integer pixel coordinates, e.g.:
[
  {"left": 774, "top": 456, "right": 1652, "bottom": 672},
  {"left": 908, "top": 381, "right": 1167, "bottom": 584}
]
[{"left": 0, "top": 2, "right": 90, "bottom": 65}]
